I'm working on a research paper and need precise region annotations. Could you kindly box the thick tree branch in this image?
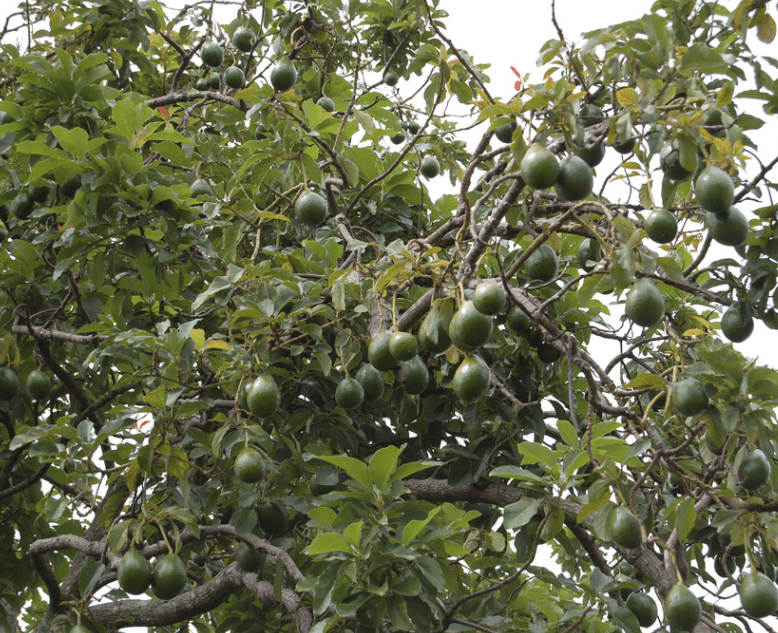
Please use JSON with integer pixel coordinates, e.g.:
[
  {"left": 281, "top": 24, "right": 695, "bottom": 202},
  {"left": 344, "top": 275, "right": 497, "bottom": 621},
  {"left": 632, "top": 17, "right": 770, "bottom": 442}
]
[
  {"left": 11, "top": 324, "right": 104, "bottom": 345},
  {"left": 88, "top": 563, "right": 243, "bottom": 628},
  {"left": 242, "top": 574, "right": 313, "bottom": 633}
]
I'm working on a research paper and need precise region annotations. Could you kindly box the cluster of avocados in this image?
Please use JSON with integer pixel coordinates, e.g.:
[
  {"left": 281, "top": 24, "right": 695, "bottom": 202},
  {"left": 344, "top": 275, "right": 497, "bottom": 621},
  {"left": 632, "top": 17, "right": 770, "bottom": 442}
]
[
  {"left": 195, "top": 29, "right": 253, "bottom": 92},
  {"left": 520, "top": 143, "right": 594, "bottom": 203},
  {"left": 116, "top": 501, "right": 288, "bottom": 600},
  {"left": 0, "top": 366, "right": 52, "bottom": 402},
  {"left": 117, "top": 548, "right": 185, "bottom": 599},
  {"left": 345, "top": 280, "right": 563, "bottom": 410},
  {"left": 510, "top": 100, "right": 753, "bottom": 342},
  {"left": 193, "top": 25, "right": 302, "bottom": 99}
]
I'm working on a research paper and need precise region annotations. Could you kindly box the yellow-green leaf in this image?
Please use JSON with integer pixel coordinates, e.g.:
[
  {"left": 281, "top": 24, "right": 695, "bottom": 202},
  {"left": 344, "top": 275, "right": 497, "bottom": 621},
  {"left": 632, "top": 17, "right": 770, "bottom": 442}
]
[
  {"left": 716, "top": 81, "right": 734, "bottom": 108},
  {"left": 442, "top": 541, "right": 469, "bottom": 557},
  {"left": 190, "top": 328, "right": 205, "bottom": 349},
  {"left": 145, "top": 384, "right": 166, "bottom": 410},
  {"left": 257, "top": 211, "right": 290, "bottom": 222},
  {"left": 757, "top": 14, "right": 776, "bottom": 44},
  {"left": 577, "top": 493, "right": 610, "bottom": 523},
  {"left": 308, "top": 532, "right": 353, "bottom": 556},
  {"left": 622, "top": 373, "right": 666, "bottom": 390},
  {"left": 639, "top": 182, "right": 653, "bottom": 209},
  {"left": 616, "top": 88, "right": 638, "bottom": 107},
  {"left": 167, "top": 446, "right": 190, "bottom": 481},
  {"left": 204, "top": 339, "right": 231, "bottom": 351}
]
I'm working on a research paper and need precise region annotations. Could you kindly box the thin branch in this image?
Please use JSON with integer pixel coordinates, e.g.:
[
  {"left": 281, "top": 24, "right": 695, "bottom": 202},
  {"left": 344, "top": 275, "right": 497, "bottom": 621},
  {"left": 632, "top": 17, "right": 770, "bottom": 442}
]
[
  {"left": 0, "top": 464, "right": 50, "bottom": 501},
  {"left": 146, "top": 90, "right": 247, "bottom": 112},
  {"left": 422, "top": 1, "right": 493, "bottom": 105},
  {"left": 734, "top": 152, "right": 778, "bottom": 204}
]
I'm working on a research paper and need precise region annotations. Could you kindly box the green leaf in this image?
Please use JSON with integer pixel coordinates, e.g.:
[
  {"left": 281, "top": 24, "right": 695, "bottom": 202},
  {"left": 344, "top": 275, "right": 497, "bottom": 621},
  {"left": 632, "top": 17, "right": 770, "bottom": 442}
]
[
  {"left": 315, "top": 454, "right": 372, "bottom": 491},
  {"left": 503, "top": 497, "right": 541, "bottom": 530},
  {"left": 107, "top": 521, "right": 131, "bottom": 554},
  {"left": 557, "top": 419, "right": 579, "bottom": 448},
  {"left": 638, "top": 182, "right": 653, "bottom": 209},
  {"left": 489, "top": 465, "right": 547, "bottom": 485},
  {"left": 50, "top": 125, "right": 89, "bottom": 158},
  {"left": 79, "top": 560, "right": 105, "bottom": 597},
  {"left": 625, "top": 439, "right": 651, "bottom": 462},
  {"left": 354, "top": 110, "right": 374, "bottom": 134},
  {"left": 408, "top": 44, "right": 438, "bottom": 74},
  {"left": 677, "top": 134, "right": 697, "bottom": 173},
  {"left": 146, "top": 130, "right": 194, "bottom": 144},
  {"left": 15, "top": 141, "right": 68, "bottom": 159},
  {"left": 375, "top": 262, "right": 406, "bottom": 296},
  {"left": 387, "top": 594, "right": 414, "bottom": 631},
  {"left": 191, "top": 264, "right": 245, "bottom": 310},
  {"left": 541, "top": 506, "right": 565, "bottom": 541},
  {"left": 330, "top": 271, "right": 347, "bottom": 313},
  {"left": 368, "top": 445, "right": 403, "bottom": 492},
  {"left": 518, "top": 441, "right": 555, "bottom": 467},
  {"left": 402, "top": 507, "right": 441, "bottom": 545},
  {"left": 343, "top": 521, "right": 363, "bottom": 547},
  {"left": 674, "top": 497, "right": 696, "bottom": 540},
  {"left": 679, "top": 43, "right": 727, "bottom": 73},
  {"left": 656, "top": 256, "right": 684, "bottom": 281},
  {"left": 392, "top": 461, "right": 439, "bottom": 482},
  {"left": 12, "top": 240, "right": 39, "bottom": 279},
  {"left": 308, "top": 532, "right": 353, "bottom": 556},
  {"left": 112, "top": 98, "right": 151, "bottom": 141}
]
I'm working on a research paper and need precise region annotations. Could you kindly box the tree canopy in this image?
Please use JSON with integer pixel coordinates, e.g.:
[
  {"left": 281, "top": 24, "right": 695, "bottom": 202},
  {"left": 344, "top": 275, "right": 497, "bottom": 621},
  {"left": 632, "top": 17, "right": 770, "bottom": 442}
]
[{"left": 3, "top": 1, "right": 778, "bottom": 633}]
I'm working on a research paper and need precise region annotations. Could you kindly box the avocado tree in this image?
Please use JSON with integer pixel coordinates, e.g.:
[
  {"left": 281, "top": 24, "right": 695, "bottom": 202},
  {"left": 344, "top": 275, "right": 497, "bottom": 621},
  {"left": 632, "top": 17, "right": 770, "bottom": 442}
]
[{"left": 3, "top": 1, "right": 778, "bottom": 632}]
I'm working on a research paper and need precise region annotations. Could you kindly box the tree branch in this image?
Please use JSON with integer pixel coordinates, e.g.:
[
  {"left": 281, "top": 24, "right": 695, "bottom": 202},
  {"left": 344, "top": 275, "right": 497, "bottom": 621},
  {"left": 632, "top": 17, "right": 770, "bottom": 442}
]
[
  {"left": 88, "top": 563, "right": 243, "bottom": 628},
  {"left": 11, "top": 324, "right": 104, "bottom": 345},
  {"left": 145, "top": 91, "right": 247, "bottom": 112},
  {"left": 242, "top": 574, "right": 313, "bottom": 633}
]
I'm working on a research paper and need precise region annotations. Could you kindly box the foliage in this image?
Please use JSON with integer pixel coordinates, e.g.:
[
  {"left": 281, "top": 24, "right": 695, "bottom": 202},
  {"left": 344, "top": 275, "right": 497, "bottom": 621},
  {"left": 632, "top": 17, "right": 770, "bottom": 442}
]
[{"left": 2, "top": 1, "right": 778, "bottom": 633}]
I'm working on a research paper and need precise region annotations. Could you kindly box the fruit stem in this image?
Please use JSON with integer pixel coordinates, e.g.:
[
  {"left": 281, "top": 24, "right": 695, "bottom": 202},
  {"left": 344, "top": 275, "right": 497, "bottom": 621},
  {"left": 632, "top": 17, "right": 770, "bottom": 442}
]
[
  {"left": 299, "top": 157, "right": 308, "bottom": 190},
  {"left": 153, "top": 518, "right": 175, "bottom": 554},
  {"left": 640, "top": 391, "right": 667, "bottom": 427},
  {"left": 745, "top": 538, "right": 757, "bottom": 573},
  {"left": 669, "top": 549, "right": 684, "bottom": 584}
]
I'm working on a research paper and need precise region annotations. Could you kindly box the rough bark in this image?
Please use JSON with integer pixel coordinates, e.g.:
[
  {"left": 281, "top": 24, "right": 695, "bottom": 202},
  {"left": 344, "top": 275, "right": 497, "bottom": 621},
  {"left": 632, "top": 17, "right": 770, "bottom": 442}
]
[
  {"left": 28, "top": 524, "right": 313, "bottom": 632},
  {"left": 88, "top": 564, "right": 243, "bottom": 628}
]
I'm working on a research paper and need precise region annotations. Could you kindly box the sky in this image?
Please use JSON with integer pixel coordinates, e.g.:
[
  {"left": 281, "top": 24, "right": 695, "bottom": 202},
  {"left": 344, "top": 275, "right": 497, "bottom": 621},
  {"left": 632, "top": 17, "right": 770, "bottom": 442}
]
[{"left": 443, "top": 0, "right": 654, "bottom": 103}]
